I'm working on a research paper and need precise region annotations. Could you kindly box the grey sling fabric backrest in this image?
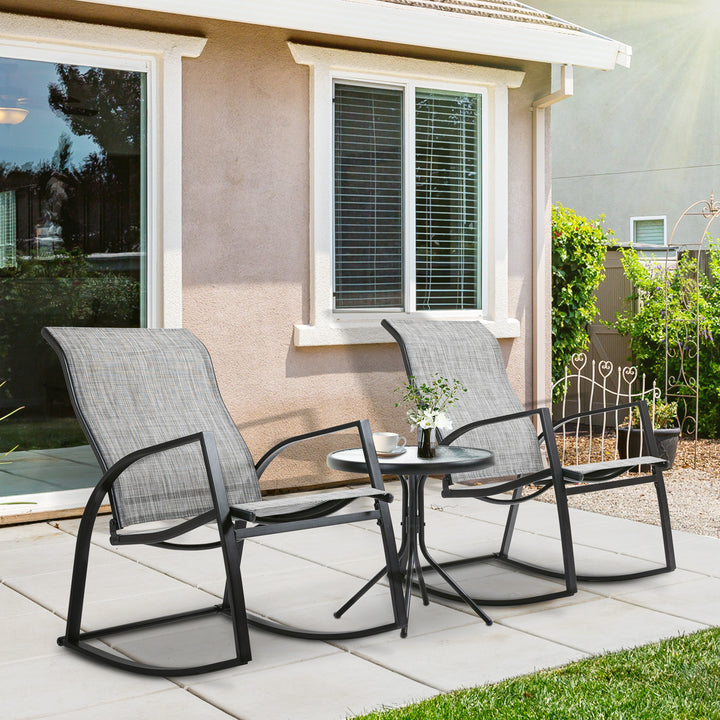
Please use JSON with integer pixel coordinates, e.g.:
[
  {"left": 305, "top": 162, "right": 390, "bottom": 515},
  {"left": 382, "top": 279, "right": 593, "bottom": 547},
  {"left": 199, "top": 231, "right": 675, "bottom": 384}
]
[
  {"left": 384, "top": 318, "right": 545, "bottom": 481},
  {"left": 43, "top": 327, "right": 261, "bottom": 528}
]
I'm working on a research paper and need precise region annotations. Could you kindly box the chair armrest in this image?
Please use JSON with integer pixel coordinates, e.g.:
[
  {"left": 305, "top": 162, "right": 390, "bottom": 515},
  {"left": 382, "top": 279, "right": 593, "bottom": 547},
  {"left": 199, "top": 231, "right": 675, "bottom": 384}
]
[
  {"left": 99, "top": 432, "right": 217, "bottom": 496},
  {"left": 78, "top": 432, "right": 226, "bottom": 543},
  {"left": 554, "top": 400, "right": 660, "bottom": 454},
  {"left": 440, "top": 407, "right": 548, "bottom": 446},
  {"left": 255, "top": 419, "right": 387, "bottom": 491}
]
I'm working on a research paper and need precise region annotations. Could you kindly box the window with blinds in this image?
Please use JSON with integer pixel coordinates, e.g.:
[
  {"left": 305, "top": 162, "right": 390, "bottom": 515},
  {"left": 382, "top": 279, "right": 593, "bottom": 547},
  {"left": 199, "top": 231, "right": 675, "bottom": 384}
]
[
  {"left": 333, "top": 82, "right": 482, "bottom": 312},
  {"left": 334, "top": 84, "right": 403, "bottom": 310},
  {"left": 632, "top": 217, "right": 665, "bottom": 246},
  {"left": 415, "top": 89, "right": 480, "bottom": 310}
]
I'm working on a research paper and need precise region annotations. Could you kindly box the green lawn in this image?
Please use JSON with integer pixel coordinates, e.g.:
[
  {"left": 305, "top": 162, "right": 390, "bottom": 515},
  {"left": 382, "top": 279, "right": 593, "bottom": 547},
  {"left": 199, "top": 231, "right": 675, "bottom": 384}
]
[
  {"left": 355, "top": 628, "right": 720, "bottom": 720},
  {"left": 0, "top": 416, "right": 86, "bottom": 452}
]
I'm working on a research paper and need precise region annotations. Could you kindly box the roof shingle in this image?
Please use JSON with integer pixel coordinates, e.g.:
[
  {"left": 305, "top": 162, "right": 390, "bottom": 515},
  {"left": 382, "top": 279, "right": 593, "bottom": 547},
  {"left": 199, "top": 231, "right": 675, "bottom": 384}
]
[{"left": 369, "top": 0, "right": 582, "bottom": 32}]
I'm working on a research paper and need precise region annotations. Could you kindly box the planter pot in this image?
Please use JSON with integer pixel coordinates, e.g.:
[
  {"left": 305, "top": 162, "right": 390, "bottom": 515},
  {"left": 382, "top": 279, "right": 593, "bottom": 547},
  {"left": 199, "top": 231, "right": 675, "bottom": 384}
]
[{"left": 617, "top": 427, "right": 681, "bottom": 470}]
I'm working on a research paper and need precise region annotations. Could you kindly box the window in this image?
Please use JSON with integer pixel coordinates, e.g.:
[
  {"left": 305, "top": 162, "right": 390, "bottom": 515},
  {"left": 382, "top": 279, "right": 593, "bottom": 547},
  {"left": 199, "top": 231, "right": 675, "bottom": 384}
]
[
  {"left": 289, "top": 43, "right": 524, "bottom": 345},
  {"left": 334, "top": 83, "right": 482, "bottom": 313},
  {"left": 0, "top": 11, "right": 204, "bottom": 515},
  {"left": 631, "top": 216, "right": 666, "bottom": 246}
]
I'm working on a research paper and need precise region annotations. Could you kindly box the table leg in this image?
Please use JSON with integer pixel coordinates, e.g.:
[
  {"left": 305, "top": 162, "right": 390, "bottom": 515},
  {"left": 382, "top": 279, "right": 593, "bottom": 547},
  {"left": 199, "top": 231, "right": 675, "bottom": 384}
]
[
  {"left": 334, "top": 475, "right": 411, "bottom": 621},
  {"left": 416, "top": 478, "right": 493, "bottom": 626}
]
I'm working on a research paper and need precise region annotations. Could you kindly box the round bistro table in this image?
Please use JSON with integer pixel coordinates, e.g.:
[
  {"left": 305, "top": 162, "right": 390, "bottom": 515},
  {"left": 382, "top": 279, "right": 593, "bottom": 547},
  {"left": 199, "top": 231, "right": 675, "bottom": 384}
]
[{"left": 327, "top": 444, "right": 494, "bottom": 636}]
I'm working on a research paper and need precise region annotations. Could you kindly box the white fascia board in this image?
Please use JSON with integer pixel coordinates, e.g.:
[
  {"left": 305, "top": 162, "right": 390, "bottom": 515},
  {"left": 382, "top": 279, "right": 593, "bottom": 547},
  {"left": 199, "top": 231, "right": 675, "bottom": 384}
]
[
  {"left": 74, "top": 0, "right": 631, "bottom": 70},
  {"left": 0, "top": 9, "right": 206, "bottom": 57}
]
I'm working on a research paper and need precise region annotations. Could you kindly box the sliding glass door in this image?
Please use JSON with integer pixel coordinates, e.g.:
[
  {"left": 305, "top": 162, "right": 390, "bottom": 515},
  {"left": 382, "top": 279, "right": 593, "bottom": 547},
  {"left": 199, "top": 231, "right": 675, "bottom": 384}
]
[{"left": 0, "top": 56, "right": 147, "bottom": 501}]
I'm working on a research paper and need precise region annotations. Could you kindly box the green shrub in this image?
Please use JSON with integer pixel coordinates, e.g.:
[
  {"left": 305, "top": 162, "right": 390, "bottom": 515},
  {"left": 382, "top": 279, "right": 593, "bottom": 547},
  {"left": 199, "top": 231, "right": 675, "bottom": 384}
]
[
  {"left": 628, "top": 399, "right": 678, "bottom": 429},
  {"left": 613, "top": 243, "right": 720, "bottom": 438},
  {"left": 551, "top": 205, "right": 613, "bottom": 399},
  {"left": 0, "top": 251, "right": 140, "bottom": 414}
]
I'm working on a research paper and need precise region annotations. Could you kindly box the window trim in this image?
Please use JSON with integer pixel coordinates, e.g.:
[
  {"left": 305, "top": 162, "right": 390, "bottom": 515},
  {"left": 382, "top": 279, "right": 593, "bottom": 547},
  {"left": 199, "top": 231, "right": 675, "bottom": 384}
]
[
  {"left": 289, "top": 42, "right": 524, "bottom": 346},
  {"left": 0, "top": 11, "right": 206, "bottom": 328},
  {"left": 631, "top": 215, "right": 667, "bottom": 247}
]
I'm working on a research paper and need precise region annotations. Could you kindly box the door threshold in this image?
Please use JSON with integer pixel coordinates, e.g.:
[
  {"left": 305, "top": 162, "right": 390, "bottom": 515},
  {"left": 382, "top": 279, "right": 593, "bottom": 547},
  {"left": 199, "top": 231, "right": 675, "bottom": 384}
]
[{"left": 0, "top": 487, "right": 108, "bottom": 526}]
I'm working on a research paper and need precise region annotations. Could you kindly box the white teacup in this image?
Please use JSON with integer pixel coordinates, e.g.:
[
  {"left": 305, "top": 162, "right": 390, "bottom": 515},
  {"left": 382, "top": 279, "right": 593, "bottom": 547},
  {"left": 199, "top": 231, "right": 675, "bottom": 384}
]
[{"left": 373, "top": 431, "right": 407, "bottom": 454}]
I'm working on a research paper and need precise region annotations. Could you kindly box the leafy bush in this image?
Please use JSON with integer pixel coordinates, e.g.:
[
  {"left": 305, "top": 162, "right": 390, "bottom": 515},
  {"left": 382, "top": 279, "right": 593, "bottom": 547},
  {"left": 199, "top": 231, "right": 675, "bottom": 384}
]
[
  {"left": 628, "top": 399, "right": 678, "bottom": 429},
  {"left": 552, "top": 205, "right": 613, "bottom": 399},
  {"left": 613, "top": 243, "right": 720, "bottom": 438},
  {"left": 0, "top": 251, "right": 140, "bottom": 414}
]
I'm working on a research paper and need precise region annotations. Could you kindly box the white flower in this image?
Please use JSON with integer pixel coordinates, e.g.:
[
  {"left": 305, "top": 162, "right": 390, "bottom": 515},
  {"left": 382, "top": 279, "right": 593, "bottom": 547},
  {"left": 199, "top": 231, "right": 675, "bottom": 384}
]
[{"left": 434, "top": 412, "right": 453, "bottom": 431}]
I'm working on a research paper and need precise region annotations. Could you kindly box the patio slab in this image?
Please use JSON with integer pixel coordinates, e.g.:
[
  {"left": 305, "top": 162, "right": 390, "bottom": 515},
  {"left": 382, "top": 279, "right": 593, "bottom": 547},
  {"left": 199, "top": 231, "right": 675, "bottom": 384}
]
[{"left": 1, "top": 490, "right": 719, "bottom": 720}]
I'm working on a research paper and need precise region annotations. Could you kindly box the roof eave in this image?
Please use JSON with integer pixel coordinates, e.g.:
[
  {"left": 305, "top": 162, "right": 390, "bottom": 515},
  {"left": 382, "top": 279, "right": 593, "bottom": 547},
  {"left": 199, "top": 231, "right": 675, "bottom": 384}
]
[{"left": 72, "top": 0, "right": 632, "bottom": 70}]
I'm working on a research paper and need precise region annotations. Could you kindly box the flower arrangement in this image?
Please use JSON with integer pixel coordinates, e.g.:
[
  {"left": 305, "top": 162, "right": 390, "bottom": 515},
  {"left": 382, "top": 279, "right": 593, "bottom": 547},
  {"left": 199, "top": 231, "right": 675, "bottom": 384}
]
[{"left": 395, "top": 374, "right": 466, "bottom": 457}]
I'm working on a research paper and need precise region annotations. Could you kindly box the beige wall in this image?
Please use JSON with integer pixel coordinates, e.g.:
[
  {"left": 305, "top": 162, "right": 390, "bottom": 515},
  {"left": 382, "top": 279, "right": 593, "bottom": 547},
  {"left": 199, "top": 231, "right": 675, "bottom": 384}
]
[
  {"left": 180, "top": 22, "right": 550, "bottom": 488},
  {"left": 3, "top": 3, "right": 552, "bottom": 490}
]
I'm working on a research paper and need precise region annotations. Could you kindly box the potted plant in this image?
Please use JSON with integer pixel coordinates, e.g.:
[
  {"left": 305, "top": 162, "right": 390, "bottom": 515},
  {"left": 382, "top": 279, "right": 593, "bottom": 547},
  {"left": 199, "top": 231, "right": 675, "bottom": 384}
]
[
  {"left": 395, "top": 374, "right": 466, "bottom": 458},
  {"left": 617, "top": 399, "right": 681, "bottom": 470}
]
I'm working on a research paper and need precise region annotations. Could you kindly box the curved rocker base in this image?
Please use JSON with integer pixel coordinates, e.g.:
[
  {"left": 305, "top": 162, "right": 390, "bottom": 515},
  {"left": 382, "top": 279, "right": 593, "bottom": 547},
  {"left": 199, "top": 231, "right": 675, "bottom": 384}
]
[
  {"left": 247, "top": 612, "right": 403, "bottom": 641},
  {"left": 500, "top": 554, "right": 676, "bottom": 584},
  {"left": 57, "top": 604, "right": 250, "bottom": 677},
  {"left": 57, "top": 599, "right": 404, "bottom": 676},
  {"left": 418, "top": 551, "right": 675, "bottom": 607},
  {"left": 58, "top": 636, "right": 247, "bottom": 677}
]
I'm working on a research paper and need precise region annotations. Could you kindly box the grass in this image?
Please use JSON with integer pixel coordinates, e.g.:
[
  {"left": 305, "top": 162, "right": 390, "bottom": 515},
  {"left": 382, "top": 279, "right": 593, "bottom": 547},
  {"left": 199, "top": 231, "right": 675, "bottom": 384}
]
[
  {"left": 355, "top": 628, "right": 720, "bottom": 720},
  {"left": 0, "top": 416, "right": 86, "bottom": 451}
]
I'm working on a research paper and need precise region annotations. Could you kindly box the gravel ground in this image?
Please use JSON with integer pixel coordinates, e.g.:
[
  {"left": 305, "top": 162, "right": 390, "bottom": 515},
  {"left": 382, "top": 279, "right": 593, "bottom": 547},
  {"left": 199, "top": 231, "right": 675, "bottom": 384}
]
[{"left": 541, "top": 438, "right": 720, "bottom": 539}]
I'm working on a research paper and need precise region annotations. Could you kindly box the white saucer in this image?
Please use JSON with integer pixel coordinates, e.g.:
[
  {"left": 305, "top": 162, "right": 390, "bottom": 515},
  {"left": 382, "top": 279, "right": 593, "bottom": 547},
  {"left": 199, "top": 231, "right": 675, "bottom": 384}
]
[{"left": 376, "top": 447, "right": 407, "bottom": 457}]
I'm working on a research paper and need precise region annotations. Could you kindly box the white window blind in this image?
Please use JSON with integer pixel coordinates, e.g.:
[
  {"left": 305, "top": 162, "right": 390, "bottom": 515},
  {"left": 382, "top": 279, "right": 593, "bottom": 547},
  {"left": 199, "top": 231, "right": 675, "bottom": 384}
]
[
  {"left": 633, "top": 218, "right": 665, "bottom": 245},
  {"left": 333, "top": 83, "right": 403, "bottom": 310},
  {"left": 333, "top": 82, "right": 481, "bottom": 312},
  {"left": 415, "top": 89, "right": 480, "bottom": 310}
]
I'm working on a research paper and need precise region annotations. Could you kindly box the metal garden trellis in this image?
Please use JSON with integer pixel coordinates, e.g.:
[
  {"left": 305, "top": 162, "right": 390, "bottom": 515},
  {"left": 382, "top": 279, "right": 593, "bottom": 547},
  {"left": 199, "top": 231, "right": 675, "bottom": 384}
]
[
  {"left": 552, "top": 353, "right": 660, "bottom": 467},
  {"left": 663, "top": 193, "right": 720, "bottom": 464}
]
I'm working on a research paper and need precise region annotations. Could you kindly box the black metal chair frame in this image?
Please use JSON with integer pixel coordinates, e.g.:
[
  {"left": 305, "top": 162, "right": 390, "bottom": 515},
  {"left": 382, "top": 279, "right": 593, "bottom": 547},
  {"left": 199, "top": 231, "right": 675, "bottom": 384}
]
[
  {"left": 382, "top": 318, "right": 676, "bottom": 610},
  {"left": 44, "top": 329, "right": 406, "bottom": 677}
]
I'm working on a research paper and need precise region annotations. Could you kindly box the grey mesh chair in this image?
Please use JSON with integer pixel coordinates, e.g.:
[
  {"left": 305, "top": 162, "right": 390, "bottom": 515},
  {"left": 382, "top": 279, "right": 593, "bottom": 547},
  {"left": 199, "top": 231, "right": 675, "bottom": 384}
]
[
  {"left": 42, "top": 327, "right": 406, "bottom": 676},
  {"left": 382, "top": 318, "right": 675, "bottom": 607}
]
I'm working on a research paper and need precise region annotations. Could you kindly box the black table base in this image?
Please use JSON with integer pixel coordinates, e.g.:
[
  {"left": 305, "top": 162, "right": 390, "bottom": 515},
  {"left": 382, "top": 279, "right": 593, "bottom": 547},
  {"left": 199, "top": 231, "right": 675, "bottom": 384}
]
[{"left": 334, "top": 472, "right": 493, "bottom": 635}]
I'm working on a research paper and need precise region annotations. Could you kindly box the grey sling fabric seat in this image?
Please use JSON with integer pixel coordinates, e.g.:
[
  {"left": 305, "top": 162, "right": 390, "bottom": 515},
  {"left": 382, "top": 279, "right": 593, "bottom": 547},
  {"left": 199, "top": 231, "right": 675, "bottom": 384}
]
[
  {"left": 42, "top": 326, "right": 406, "bottom": 676},
  {"left": 382, "top": 317, "right": 675, "bottom": 608}
]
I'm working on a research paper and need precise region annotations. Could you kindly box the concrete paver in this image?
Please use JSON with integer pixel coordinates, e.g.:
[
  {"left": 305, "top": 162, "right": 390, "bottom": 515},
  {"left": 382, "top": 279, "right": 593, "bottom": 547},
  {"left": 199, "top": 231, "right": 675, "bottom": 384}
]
[{"left": 1, "top": 484, "right": 718, "bottom": 720}]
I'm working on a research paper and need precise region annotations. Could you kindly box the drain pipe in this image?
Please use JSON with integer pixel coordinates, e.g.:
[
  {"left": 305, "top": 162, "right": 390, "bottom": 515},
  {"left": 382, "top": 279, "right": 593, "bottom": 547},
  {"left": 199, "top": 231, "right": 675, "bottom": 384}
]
[{"left": 532, "top": 64, "right": 573, "bottom": 409}]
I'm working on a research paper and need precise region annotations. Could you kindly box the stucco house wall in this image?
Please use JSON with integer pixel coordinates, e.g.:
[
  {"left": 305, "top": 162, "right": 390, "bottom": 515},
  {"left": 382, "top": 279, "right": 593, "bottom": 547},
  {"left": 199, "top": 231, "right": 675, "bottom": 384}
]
[
  {"left": 0, "top": 1, "right": 623, "bottom": 496},
  {"left": 177, "top": 20, "right": 545, "bottom": 488}
]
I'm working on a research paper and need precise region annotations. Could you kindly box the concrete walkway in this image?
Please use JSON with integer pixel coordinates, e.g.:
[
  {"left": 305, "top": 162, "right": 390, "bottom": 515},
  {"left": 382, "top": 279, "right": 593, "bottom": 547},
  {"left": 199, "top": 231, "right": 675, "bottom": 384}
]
[{"left": 2, "top": 478, "right": 719, "bottom": 720}]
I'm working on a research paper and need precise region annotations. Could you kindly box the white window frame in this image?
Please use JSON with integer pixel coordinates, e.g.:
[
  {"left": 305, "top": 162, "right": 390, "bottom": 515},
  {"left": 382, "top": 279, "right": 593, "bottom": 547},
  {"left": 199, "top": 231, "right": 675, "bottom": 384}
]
[
  {"left": 289, "top": 42, "right": 524, "bottom": 346},
  {"left": 0, "top": 11, "right": 206, "bottom": 328},
  {"left": 631, "top": 215, "right": 667, "bottom": 247},
  {"left": 0, "top": 13, "right": 205, "bottom": 522}
]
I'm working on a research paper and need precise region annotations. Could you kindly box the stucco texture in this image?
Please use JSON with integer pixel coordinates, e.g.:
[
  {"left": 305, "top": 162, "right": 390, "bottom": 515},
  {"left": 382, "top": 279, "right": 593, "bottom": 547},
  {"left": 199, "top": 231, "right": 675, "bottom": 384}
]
[
  {"left": 179, "top": 22, "right": 550, "bottom": 489},
  {"left": 2, "top": 3, "right": 552, "bottom": 491}
]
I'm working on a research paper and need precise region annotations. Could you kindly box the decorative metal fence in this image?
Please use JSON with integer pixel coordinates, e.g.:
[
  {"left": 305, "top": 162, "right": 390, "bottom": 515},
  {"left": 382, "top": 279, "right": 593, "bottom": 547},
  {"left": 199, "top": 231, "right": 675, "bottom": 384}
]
[{"left": 552, "top": 353, "right": 661, "bottom": 467}]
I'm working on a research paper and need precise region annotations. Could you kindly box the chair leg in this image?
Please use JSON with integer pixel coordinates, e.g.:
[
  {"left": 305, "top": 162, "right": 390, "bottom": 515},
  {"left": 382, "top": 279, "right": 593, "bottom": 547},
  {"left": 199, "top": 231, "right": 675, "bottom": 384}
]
[
  {"left": 551, "top": 475, "right": 578, "bottom": 596},
  {"left": 416, "top": 472, "right": 579, "bottom": 606},
  {"left": 654, "top": 470, "right": 676, "bottom": 572},
  {"left": 217, "top": 522, "right": 252, "bottom": 665},
  {"left": 63, "top": 487, "right": 100, "bottom": 646},
  {"left": 498, "top": 486, "right": 523, "bottom": 559},
  {"left": 58, "top": 492, "right": 249, "bottom": 675},
  {"left": 203, "top": 436, "right": 253, "bottom": 665},
  {"left": 516, "top": 472, "right": 674, "bottom": 584},
  {"left": 376, "top": 500, "right": 408, "bottom": 634}
]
